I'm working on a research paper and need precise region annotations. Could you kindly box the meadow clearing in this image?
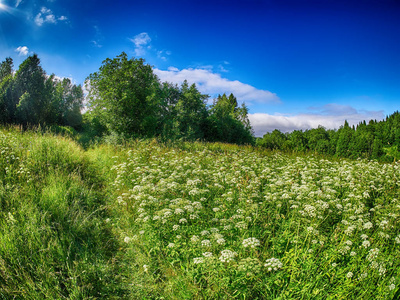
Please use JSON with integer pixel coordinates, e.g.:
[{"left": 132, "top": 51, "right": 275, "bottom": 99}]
[{"left": 0, "top": 128, "right": 399, "bottom": 299}]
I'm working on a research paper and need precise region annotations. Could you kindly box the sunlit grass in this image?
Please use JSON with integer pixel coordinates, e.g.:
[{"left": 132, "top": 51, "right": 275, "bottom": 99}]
[
  {"left": 0, "top": 128, "right": 399, "bottom": 299},
  {"left": 109, "top": 141, "right": 400, "bottom": 299}
]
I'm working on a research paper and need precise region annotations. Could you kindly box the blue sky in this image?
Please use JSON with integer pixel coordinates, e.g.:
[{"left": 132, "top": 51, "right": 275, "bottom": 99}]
[{"left": 1, "top": 0, "right": 399, "bottom": 136}]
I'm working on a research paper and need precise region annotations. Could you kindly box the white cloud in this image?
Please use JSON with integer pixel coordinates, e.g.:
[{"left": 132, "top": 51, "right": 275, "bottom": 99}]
[
  {"left": 34, "top": 7, "right": 67, "bottom": 26},
  {"left": 249, "top": 104, "right": 385, "bottom": 137},
  {"left": 45, "top": 13, "right": 56, "bottom": 23},
  {"left": 15, "top": 46, "right": 29, "bottom": 56},
  {"left": 154, "top": 67, "right": 280, "bottom": 104},
  {"left": 129, "top": 32, "right": 172, "bottom": 60},
  {"left": 130, "top": 32, "right": 151, "bottom": 56},
  {"left": 131, "top": 32, "right": 151, "bottom": 47},
  {"left": 15, "top": 0, "right": 22, "bottom": 7}
]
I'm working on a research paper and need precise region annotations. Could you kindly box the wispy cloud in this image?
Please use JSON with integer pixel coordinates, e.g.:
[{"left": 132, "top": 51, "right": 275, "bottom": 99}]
[
  {"left": 129, "top": 32, "right": 171, "bottom": 60},
  {"left": 129, "top": 32, "right": 151, "bottom": 56},
  {"left": 249, "top": 104, "right": 385, "bottom": 137},
  {"left": 154, "top": 67, "right": 280, "bottom": 104},
  {"left": 90, "top": 25, "right": 104, "bottom": 48},
  {"left": 34, "top": 7, "right": 67, "bottom": 26},
  {"left": 15, "top": 46, "right": 29, "bottom": 56},
  {"left": 15, "top": 0, "right": 22, "bottom": 7}
]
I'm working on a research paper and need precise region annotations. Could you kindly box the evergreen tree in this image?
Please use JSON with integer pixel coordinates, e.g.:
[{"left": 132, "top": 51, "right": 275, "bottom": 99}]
[{"left": 336, "top": 120, "right": 354, "bottom": 157}]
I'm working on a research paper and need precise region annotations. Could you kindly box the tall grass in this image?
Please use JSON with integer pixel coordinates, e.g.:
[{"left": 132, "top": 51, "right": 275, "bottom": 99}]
[
  {"left": 0, "top": 129, "right": 399, "bottom": 299},
  {"left": 108, "top": 141, "right": 400, "bottom": 299},
  {"left": 0, "top": 128, "right": 125, "bottom": 299}
]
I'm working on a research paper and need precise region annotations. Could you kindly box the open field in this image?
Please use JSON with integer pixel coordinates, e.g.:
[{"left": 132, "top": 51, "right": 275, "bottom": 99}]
[{"left": 0, "top": 128, "right": 399, "bottom": 299}]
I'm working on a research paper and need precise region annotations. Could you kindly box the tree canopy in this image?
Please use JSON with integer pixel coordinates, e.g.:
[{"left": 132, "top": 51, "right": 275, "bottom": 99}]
[
  {"left": 0, "top": 55, "right": 84, "bottom": 128},
  {"left": 85, "top": 52, "right": 254, "bottom": 144}
]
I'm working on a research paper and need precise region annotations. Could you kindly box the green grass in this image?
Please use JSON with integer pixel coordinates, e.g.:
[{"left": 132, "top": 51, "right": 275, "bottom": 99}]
[
  {"left": 0, "top": 128, "right": 125, "bottom": 299},
  {"left": 0, "top": 128, "right": 399, "bottom": 299}
]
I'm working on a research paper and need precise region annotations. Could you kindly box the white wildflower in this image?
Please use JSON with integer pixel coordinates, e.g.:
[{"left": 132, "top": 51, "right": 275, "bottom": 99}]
[
  {"left": 395, "top": 235, "right": 400, "bottom": 244},
  {"left": 264, "top": 257, "right": 283, "bottom": 271},
  {"left": 217, "top": 238, "right": 226, "bottom": 245},
  {"left": 202, "top": 252, "right": 213, "bottom": 258},
  {"left": 223, "top": 225, "right": 232, "bottom": 231},
  {"left": 362, "top": 240, "right": 371, "bottom": 248},
  {"left": 219, "top": 250, "right": 237, "bottom": 263},
  {"left": 191, "top": 235, "right": 200, "bottom": 243},
  {"left": 201, "top": 239, "right": 211, "bottom": 247},
  {"left": 174, "top": 208, "right": 184, "bottom": 215},
  {"left": 235, "top": 221, "right": 247, "bottom": 230},
  {"left": 242, "top": 237, "right": 261, "bottom": 248},
  {"left": 193, "top": 257, "right": 204, "bottom": 264},
  {"left": 367, "top": 248, "right": 379, "bottom": 262},
  {"left": 363, "top": 222, "right": 373, "bottom": 229}
]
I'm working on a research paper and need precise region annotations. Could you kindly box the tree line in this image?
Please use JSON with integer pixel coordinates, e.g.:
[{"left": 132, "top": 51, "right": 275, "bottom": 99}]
[
  {"left": 256, "top": 113, "right": 400, "bottom": 162},
  {"left": 3, "top": 52, "right": 400, "bottom": 161},
  {"left": 85, "top": 52, "right": 254, "bottom": 144},
  {"left": 0, "top": 53, "right": 254, "bottom": 145},
  {"left": 0, "top": 55, "right": 83, "bottom": 128}
]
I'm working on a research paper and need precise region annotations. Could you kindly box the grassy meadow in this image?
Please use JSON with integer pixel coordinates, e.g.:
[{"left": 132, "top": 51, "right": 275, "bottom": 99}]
[{"left": 0, "top": 127, "right": 399, "bottom": 299}]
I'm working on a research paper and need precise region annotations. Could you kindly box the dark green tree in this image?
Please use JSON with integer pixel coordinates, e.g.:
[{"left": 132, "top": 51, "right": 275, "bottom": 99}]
[
  {"left": 335, "top": 120, "right": 354, "bottom": 157},
  {"left": 13, "top": 54, "right": 47, "bottom": 125},
  {"left": 206, "top": 93, "right": 254, "bottom": 144},
  {"left": 173, "top": 80, "right": 208, "bottom": 140},
  {"left": 286, "top": 130, "right": 308, "bottom": 152},
  {"left": 258, "top": 129, "right": 287, "bottom": 150},
  {"left": 86, "top": 52, "right": 161, "bottom": 137},
  {"left": 0, "top": 57, "right": 13, "bottom": 82},
  {"left": 306, "top": 126, "right": 330, "bottom": 154},
  {"left": 0, "top": 58, "right": 14, "bottom": 123},
  {"left": 53, "top": 77, "right": 84, "bottom": 127}
]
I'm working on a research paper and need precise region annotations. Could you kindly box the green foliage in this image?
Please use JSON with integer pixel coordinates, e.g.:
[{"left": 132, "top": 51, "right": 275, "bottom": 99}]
[
  {"left": 157, "top": 80, "right": 209, "bottom": 141},
  {"left": 85, "top": 52, "right": 254, "bottom": 145},
  {"left": 257, "top": 112, "right": 400, "bottom": 161},
  {"left": 173, "top": 80, "right": 209, "bottom": 140},
  {"left": 206, "top": 93, "right": 254, "bottom": 145},
  {"left": 257, "top": 129, "right": 287, "bottom": 150},
  {"left": 0, "top": 55, "right": 84, "bottom": 128},
  {"left": 86, "top": 52, "right": 160, "bottom": 138}
]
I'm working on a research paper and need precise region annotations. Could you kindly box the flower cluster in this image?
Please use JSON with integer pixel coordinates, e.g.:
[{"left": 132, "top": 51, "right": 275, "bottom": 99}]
[{"left": 264, "top": 258, "right": 283, "bottom": 271}]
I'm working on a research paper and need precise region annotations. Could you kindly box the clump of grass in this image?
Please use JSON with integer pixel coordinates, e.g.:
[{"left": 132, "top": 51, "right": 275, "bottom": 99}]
[{"left": 0, "top": 128, "right": 126, "bottom": 299}]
